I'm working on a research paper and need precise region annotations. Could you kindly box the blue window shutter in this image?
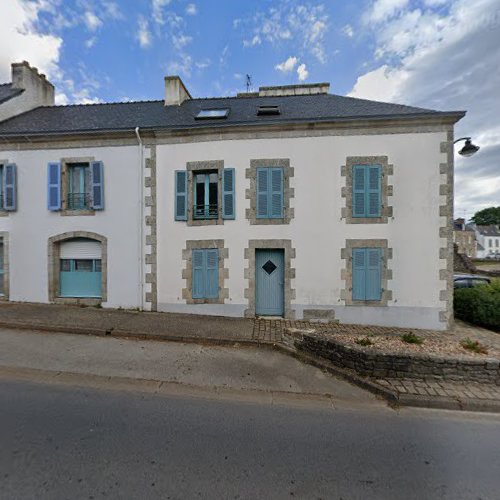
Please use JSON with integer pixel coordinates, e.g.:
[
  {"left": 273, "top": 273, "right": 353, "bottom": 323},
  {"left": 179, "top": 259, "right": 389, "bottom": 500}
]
[
  {"left": 192, "top": 250, "right": 204, "bottom": 298},
  {"left": 270, "top": 167, "right": 283, "bottom": 218},
  {"left": 90, "top": 161, "right": 104, "bottom": 210},
  {"left": 352, "top": 165, "right": 366, "bottom": 217},
  {"left": 366, "top": 248, "right": 382, "bottom": 300},
  {"left": 47, "top": 162, "right": 61, "bottom": 211},
  {"left": 222, "top": 168, "right": 235, "bottom": 219},
  {"left": 175, "top": 170, "right": 188, "bottom": 220},
  {"left": 205, "top": 249, "right": 219, "bottom": 298},
  {"left": 256, "top": 167, "right": 269, "bottom": 218},
  {"left": 367, "top": 165, "right": 381, "bottom": 217},
  {"left": 352, "top": 248, "right": 366, "bottom": 301},
  {"left": 3, "top": 163, "right": 17, "bottom": 211}
]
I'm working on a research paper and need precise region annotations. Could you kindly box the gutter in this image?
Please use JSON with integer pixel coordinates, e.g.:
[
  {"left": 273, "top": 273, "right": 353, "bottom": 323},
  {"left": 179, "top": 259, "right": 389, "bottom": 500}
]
[{"left": 135, "top": 126, "right": 145, "bottom": 311}]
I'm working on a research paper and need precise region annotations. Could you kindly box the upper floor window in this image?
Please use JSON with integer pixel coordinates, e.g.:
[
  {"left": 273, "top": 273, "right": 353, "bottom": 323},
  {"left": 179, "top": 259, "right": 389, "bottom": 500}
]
[
  {"left": 194, "top": 171, "right": 218, "bottom": 220},
  {"left": 47, "top": 160, "right": 104, "bottom": 213},
  {"left": 353, "top": 164, "right": 381, "bottom": 218},
  {"left": 0, "top": 163, "right": 17, "bottom": 212},
  {"left": 256, "top": 167, "right": 283, "bottom": 219},
  {"left": 67, "top": 163, "right": 91, "bottom": 210},
  {"left": 174, "top": 164, "right": 235, "bottom": 224},
  {"left": 0, "top": 239, "right": 4, "bottom": 296}
]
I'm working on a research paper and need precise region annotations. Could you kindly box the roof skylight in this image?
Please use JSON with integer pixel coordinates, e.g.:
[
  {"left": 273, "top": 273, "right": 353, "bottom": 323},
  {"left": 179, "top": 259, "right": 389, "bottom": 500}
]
[
  {"left": 257, "top": 105, "right": 280, "bottom": 116},
  {"left": 195, "top": 108, "right": 229, "bottom": 119}
]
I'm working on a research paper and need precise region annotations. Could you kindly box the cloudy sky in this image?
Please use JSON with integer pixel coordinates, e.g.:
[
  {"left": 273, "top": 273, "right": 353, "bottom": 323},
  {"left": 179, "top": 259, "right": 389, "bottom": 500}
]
[{"left": 1, "top": 0, "right": 499, "bottom": 218}]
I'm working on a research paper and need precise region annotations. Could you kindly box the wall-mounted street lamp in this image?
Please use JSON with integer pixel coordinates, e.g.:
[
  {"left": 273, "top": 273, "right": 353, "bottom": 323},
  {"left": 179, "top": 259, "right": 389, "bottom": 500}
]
[{"left": 454, "top": 137, "right": 480, "bottom": 157}]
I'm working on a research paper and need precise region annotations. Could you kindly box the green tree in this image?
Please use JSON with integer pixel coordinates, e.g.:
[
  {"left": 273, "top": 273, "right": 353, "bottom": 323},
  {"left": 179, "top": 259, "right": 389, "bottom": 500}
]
[{"left": 471, "top": 206, "right": 500, "bottom": 225}]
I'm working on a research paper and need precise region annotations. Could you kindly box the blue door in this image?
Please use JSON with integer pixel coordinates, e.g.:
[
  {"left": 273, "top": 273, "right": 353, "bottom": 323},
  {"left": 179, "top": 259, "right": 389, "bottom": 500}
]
[{"left": 255, "top": 249, "right": 284, "bottom": 316}]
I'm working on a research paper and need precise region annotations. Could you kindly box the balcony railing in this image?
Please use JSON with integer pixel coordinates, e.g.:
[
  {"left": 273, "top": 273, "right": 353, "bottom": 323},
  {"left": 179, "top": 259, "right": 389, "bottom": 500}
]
[
  {"left": 67, "top": 193, "right": 91, "bottom": 210},
  {"left": 193, "top": 204, "right": 218, "bottom": 220}
]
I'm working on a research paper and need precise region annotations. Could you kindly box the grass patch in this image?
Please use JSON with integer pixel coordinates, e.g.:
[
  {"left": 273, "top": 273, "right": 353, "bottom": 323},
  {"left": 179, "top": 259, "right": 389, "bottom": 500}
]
[
  {"left": 400, "top": 332, "right": 424, "bottom": 345},
  {"left": 460, "top": 337, "right": 489, "bottom": 355},
  {"left": 355, "top": 337, "right": 373, "bottom": 347}
]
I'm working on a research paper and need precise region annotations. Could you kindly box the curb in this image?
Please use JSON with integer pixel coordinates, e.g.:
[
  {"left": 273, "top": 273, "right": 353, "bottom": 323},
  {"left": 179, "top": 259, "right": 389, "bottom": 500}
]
[
  {"left": 0, "top": 320, "right": 264, "bottom": 348},
  {"left": 273, "top": 344, "right": 500, "bottom": 413}
]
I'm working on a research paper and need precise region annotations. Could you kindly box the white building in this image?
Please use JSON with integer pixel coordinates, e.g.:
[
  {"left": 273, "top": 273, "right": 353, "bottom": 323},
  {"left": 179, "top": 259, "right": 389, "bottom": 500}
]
[
  {"left": 0, "top": 61, "right": 465, "bottom": 330},
  {"left": 473, "top": 225, "right": 500, "bottom": 259}
]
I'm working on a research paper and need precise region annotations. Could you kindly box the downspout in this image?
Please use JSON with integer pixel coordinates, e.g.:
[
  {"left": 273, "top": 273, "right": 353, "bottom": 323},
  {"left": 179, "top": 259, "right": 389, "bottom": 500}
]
[{"left": 135, "top": 126, "right": 145, "bottom": 310}]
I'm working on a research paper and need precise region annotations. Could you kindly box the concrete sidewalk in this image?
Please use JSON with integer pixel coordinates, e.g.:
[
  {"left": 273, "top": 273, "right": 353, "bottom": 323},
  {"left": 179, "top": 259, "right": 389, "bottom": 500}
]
[
  {"left": 0, "top": 302, "right": 256, "bottom": 344},
  {"left": 0, "top": 327, "right": 379, "bottom": 407}
]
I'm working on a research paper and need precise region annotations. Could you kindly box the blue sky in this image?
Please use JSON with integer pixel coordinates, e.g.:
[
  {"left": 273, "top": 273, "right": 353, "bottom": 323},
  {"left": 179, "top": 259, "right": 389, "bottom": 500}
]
[{"left": 1, "top": 0, "right": 499, "bottom": 216}]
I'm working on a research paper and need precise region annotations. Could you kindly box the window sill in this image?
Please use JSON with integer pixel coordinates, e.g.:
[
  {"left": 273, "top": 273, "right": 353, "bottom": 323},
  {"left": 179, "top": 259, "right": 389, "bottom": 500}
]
[
  {"left": 348, "top": 300, "right": 387, "bottom": 307},
  {"left": 60, "top": 209, "right": 96, "bottom": 217},
  {"left": 0, "top": 211, "right": 9, "bottom": 217},
  {"left": 347, "top": 216, "right": 388, "bottom": 224},
  {"left": 187, "top": 218, "right": 223, "bottom": 227},
  {"left": 187, "top": 297, "right": 223, "bottom": 305},
  {"left": 250, "top": 217, "right": 289, "bottom": 225}
]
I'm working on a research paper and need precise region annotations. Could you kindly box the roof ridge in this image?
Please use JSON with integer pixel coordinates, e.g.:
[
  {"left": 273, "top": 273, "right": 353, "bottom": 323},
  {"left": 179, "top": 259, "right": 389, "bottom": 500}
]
[{"left": 41, "top": 98, "right": 164, "bottom": 109}]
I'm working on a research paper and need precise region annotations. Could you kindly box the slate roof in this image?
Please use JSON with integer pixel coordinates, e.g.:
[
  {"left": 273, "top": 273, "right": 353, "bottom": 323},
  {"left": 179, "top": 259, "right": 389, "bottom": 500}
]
[
  {"left": 0, "top": 92, "right": 465, "bottom": 137},
  {"left": 0, "top": 83, "right": 23, "bottom": 105},
  {"left": 476, "top": 225, "right": 500, "bottom": 237}
]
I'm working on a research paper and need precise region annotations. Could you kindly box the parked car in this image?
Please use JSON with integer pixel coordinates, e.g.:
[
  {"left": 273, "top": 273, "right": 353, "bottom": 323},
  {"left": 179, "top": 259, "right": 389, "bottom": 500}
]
[{"left": 453, "top": 274, "right": 491, "bottom": 289}]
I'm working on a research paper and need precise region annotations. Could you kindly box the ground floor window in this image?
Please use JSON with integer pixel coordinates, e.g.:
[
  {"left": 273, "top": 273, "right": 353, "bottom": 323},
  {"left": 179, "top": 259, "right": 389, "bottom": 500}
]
[
  {"left": 59, "top": 258, "right": 102, "bottom": 298},
  {"left": 352, "top": 247, "right": 382, "bottom": 301},
  {"left": 0, "top": 240, "right": 4, "bottom": 296},
  {"left": 192, "top": 249, "right": 219, "bottom": 299}
]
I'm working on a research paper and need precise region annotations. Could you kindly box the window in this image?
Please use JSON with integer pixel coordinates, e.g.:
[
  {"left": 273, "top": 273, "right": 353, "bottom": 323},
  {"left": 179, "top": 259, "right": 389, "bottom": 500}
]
[
  {"left": 47, "top": 160, "right": 104, "bottom": 212},
  {"left": 352, "top": 248, "right": 382, "bottom": 301},
  {"left": 193, "top": 171, "right": 218, "bottom": 220},
  {"left": 496, "top": 240, "right": 499, "bottom": 247},
  {"left": 489, "top": 239, "right": 493, "bottom": 247},
  {"left": 59, "top": 258, "right": 102, "bottom": 298},
  {"left": 0, "top": 240, "right": 4, "bottom": 296},
  {"left": 174, "top": 165, "right": 235, "bottom": 223},
  {"left": 192, "top": 249, "right": 219, "bottom": 299},
  {"left": 256, "top": 167, "right": 283, "bottom": 219},
  {"left": 67, "top": 163, "right": 91, "bottom": 210},
  {"left": 257, "top": 105, "right": 280, "bottom": 116},
  {"left": 0, "top": 163, "right": 17, "bottom": 211},
  {"left": 353, "top": 165, "right": 381, "bottom": 218},
  {"left": 195, "top": 109, "right": 229, "bottom": 119}
]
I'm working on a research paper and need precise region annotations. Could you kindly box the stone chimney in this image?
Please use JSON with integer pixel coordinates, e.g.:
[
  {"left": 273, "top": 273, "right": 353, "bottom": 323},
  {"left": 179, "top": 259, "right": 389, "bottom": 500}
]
[
  {"left": 258, "top": 83, "right": 330, "bottom": 97},
  {"left": 11, "top": 61, "right": 54, "bottom": 106},
  {"left": 0, "top": 61, "right": 55, "bottom": 122},
  {"left": 164, "top": 76, "right": 191, "bottom": 106}
]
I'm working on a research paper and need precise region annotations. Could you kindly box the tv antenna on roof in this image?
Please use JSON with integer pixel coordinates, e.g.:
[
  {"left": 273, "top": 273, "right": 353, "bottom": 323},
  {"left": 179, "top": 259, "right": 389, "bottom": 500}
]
[{"left": 246, "top": 74, "right": 252, "bottom": 93}]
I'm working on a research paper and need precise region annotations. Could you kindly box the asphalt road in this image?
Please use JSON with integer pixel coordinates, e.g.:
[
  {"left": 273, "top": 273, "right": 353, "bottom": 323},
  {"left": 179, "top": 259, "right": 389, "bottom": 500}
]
[{"left": 1, "top": 379, "right": 499, "bottom": 500}]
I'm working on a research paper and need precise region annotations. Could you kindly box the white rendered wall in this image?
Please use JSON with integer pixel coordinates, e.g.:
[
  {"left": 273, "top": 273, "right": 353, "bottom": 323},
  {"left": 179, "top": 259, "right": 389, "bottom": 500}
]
[
  {"left": 0, "top": 145, "right": 142, "bottom": 308},
  {"left": 156, "top": 130, "right": 449, "bottom": 329}
]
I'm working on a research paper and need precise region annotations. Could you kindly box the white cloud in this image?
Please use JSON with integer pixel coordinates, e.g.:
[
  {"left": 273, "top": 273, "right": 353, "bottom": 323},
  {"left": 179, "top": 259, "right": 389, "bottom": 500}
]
[
  {"left": 85, "top": 37, "right": 97, "bottom": 49},
  {"left": 297, "top": 63, "right": 308, "bottom": 81},
  {"left": 342, "top": 24, "right": 354, "bottom": 37},
  {"left": 103, "top": 1, "right": 124, "bottom": 20},
  {"left": 195, "top": 59, "right": 210, "bottom": 70},
  {"left": 239, "top": 2, "right": 329, "bottom": 63},
  {"left": 275, "top": 56, "right": 298, "bottom": 73},
  {"left": 152, "top": 0, "right": 172, "bottom": 25},
  {"left": 363, "top": 0, "right": 410, "bottom": 24},
  {"left": 136, "top": 16, "right": 152, "bottom": 48},
  {"left": 0, "top": 0, "right": 62, "bottom": 83},
  {"left": 172, "top": 33, "right": 192, "bottom": 50},
  {"left": 186, "top": 3, "right": 197, "bottom": 16},
  {"left": 350, "top": 0, "right": 500, "bottom": 216},
  {"left": 83, "top": 11, "right": 102, "bottom": 32},
  {"left": 167, "top": 54, "right": 193, "bottom": 77}
]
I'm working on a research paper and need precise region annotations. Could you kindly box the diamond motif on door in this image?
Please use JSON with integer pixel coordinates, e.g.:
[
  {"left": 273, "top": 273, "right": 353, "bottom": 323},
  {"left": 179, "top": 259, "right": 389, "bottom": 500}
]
[{"left": 262, "top": 260, "right": 277, "bottom": 275}]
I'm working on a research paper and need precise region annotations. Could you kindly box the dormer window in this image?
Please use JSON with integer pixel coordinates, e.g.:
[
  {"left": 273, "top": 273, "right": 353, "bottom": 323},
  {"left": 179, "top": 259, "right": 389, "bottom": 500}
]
[
  {"left": 195, "top": 109, "right": 229, "bottom": 119},
  {"left": 257, "top": 105, "right": 280, "bottom": 116}
]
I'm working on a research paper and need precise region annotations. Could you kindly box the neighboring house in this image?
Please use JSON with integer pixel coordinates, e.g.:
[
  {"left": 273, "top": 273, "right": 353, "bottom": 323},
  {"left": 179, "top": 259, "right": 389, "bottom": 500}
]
[
  {"left": 453, "top": 218, "right": 477, "bottom": 258},
  {"left": 0, "top": 61, "right": 465, "bottom": 330},
  {"left": 472, "top": 224, "right": 500, "bottom": 259}
]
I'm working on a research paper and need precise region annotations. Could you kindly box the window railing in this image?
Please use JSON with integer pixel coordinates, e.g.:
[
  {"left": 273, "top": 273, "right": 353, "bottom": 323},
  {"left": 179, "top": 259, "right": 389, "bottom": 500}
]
[
  {"left": 193, "top": 204, "right": 218, "bottom": 220},
  {"left": 67, "top": 193, "right": 91, "bottom": 210}
]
